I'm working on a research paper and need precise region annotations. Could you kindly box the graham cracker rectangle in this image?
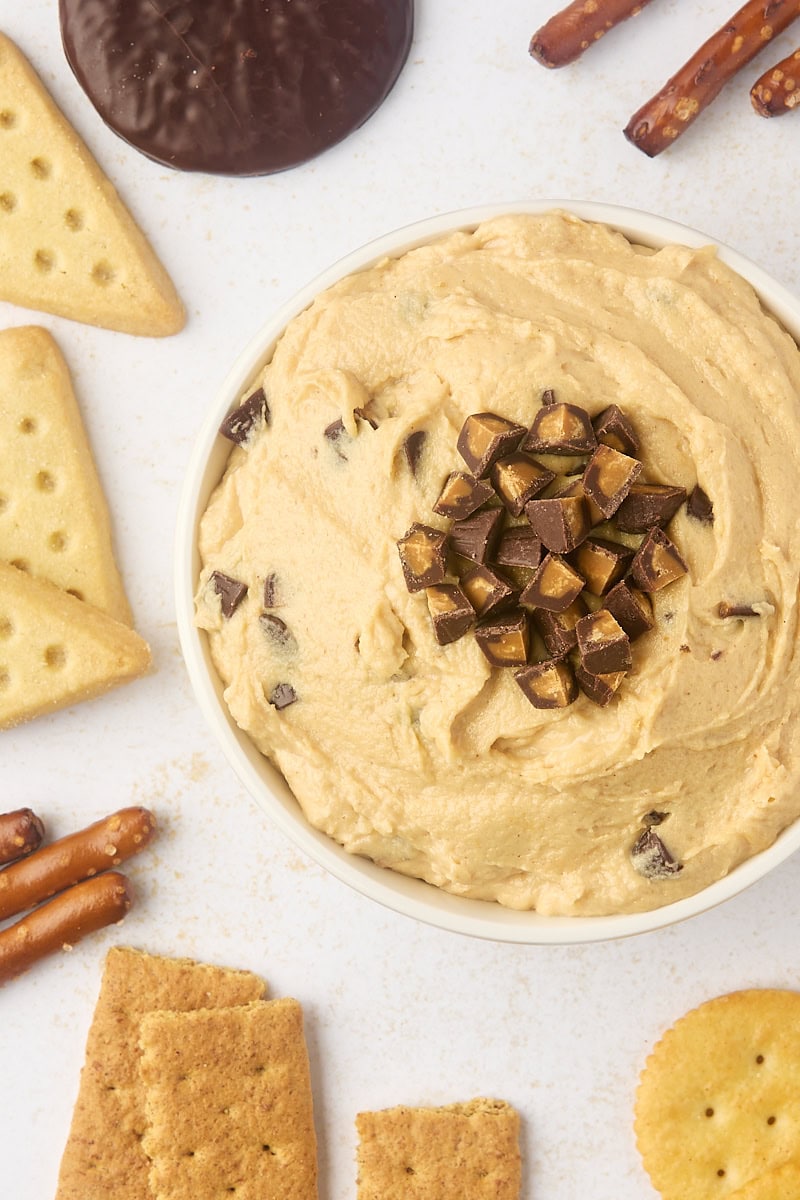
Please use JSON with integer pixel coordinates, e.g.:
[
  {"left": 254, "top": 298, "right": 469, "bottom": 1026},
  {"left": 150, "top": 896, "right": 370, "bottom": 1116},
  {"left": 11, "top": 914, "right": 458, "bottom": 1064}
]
[
  {"left": 356, "top": 1098, "right": 521, "bottom": 1200},
  {"left": 139, "top": 997, "right": 318, "bottom": 1200},
  {"left": 54, "top": 947, "right": 267, "bottom": 1200}
]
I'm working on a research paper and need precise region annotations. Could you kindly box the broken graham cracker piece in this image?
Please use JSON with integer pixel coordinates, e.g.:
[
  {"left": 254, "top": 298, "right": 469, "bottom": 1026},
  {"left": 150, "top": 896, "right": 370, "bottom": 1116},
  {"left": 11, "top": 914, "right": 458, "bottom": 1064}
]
[
  {"left": 55, "top": 947, "right": 267, "bottom": 1200},
  {"left": 139, "top": 998, "right": 318, "bottom": 1200},
  {"left": 0, "top": 561, "right": 150, "bottom": 729},
  {"left": 634, "top": 989, "right": 800, "bottom": 1200},
  {"left": 356, "top": 1097, "right": 521, "bottom": 1200},
  {"left": 0, "top": 33, "right": 184, "bottom": 336},
  {"left": 0, "top": 326, "right": 132, "bottom": 623}
]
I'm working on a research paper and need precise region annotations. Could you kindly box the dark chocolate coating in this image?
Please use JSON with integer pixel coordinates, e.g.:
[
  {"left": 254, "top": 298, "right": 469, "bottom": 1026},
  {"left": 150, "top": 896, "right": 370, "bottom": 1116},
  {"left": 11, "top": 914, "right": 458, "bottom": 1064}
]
[{"left": 59, "top": 0, "right": 414, "bottom": 175}]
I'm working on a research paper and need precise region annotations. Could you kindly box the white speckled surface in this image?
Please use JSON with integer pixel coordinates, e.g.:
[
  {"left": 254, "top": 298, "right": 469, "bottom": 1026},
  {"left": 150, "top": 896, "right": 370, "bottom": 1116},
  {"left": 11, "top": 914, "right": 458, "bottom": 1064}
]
[{"left": 3, "top": 3, "right": 800, "bottom": 1198}]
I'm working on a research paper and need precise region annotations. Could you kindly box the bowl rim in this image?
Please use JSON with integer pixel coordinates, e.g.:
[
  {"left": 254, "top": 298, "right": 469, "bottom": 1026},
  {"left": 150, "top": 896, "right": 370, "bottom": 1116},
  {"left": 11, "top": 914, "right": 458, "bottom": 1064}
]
[{"left": 174, "top": 198, "right": 800, "bottom": 944}]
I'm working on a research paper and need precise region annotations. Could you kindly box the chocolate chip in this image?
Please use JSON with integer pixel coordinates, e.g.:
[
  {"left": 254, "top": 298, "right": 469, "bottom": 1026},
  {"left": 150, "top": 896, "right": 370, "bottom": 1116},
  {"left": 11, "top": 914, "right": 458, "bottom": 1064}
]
[
  {"left": 718, "top": 601, "right": 760, "bottom": 618},
  {"left": 615, "top": 482, "right": 687, "bottom": 533},
  {"left": 268, "top": 682, "right": 297, "bottom": 711},
  {"left": 425, "top": 584, "right": 475, "bottom": 645},
  {"left": 474, "top": 609, "right": 530, "bottom": 667},
  {"left": 574, "top": 662, "right": 626, "bottom": 707},
  {"left": 211, "top": 571, "right": 248, "bottom": 618},
  {"left": 490, "top": 452, "right": 554, "bottom": 516},
  {"left": 631, "top": 827, "right": 683, "bottom": 879},
  {"left": 581, "top": 444, "right": 642, "bottom": 520},
  {"left": 456, "top": 412, "right": 526, "bottom": 478},
  {"left": 520, "top": 553, "right": 584, "bottom": 613},
  {"left": 460, "top": 564, "right": 518, "bottom": 620},
  {"left": 354, "top": 406, "right": 379, "bottom": 430},
  {"left": 591, "top": 404, "right": 640, "bottom": 456},
  {"left": 449, "top": 508, "right": 504, "bottom": 564},
  {"left": 641, "top": 810, "right": 669, "bottom": 827},
  {"left": 259, "top": 613, "right": 294, "bottom": 647},
  {"left": 433, "top": 472, "right": 494, "bottom": 521},
  {"left": 219, "top": 387, "right": 269, "bottom": 445},
  {"left": 570, "top": 537, "right": 632, "bottom": 597},
  {"left": 515, "top": 658, "right": 577, "bottom": 709},
  {"left": 687, "top": 485, "right": 714, "bottom": 524},
  {"left": 397, "top": 524, "right": 449, "bottom": 593},
  {"left": 630, "top": 528, "right": 689, "bottom": 593},
  {"left": 324, "top": 418, "right": 350, "bottom": 459},
  {"left": 540, "top": 387, "right": 557, "bottom": 405},
  {"left": 403, "top": 430, "right": 427, "bottom": 475},
  {"left": 263, "top": 573, "right": 279, "bottom": 608},
  {"left": 575, "top": 609, "right": 632, "bottom": 674},
  {"left": 525, "top": 494, "right": 590, "bottom": 554},
  {"left": 603, "top": 580, "right": 654, "bottom": 641},
  {"left": 492, "top": 526, "right": 542, "bottom": 570},
  {"left": 522, "top": 402, "right": 596, "bottom": 455}
]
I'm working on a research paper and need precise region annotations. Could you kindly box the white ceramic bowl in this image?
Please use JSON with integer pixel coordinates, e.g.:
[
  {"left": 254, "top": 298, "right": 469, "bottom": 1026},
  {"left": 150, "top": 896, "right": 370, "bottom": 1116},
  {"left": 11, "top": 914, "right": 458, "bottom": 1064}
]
[{"left": 175, "top": 200, "right": 800, "bottom": 944}]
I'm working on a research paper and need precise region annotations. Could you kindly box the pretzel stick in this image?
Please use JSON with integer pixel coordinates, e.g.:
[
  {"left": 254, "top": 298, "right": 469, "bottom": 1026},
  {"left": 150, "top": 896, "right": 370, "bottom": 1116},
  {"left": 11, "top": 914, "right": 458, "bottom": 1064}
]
[
  {"left": 625, "top": 0, "right": 800, "bottom": 156},
  {"left": 0, "top": 871, "right": 133, "bottom": 985},
  {"left": 530, "top": 0, "right": 654, "bottom": 68},
  {"left": 751, "top": 45, "right": 800, "bottom": 111},
  {"left": 0, "top": 806, "right": 154, "bottom": 922},
  {"left": 0, "top": 808, "right": 45, "bottom": 866}
]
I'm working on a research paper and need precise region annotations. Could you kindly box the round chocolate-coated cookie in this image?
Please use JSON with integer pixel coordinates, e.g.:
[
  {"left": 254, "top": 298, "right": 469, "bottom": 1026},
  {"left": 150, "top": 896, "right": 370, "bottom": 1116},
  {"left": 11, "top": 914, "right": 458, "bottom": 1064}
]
[{"left": 59, "top": 0, "right": 413, "bottom": 176}]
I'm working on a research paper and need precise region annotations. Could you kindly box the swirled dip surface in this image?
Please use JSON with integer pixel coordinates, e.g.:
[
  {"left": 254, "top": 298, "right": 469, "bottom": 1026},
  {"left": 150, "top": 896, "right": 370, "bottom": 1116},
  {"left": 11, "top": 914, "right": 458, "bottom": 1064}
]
[{"left": 196, "top": 212, "right": 800, "bottom": 915}]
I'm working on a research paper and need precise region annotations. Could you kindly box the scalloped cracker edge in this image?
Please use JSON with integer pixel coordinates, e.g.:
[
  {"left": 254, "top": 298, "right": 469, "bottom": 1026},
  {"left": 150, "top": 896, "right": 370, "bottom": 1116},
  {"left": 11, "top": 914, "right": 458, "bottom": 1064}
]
[{"left": 0, "top": 33, "right": 184, "bottom": 336}]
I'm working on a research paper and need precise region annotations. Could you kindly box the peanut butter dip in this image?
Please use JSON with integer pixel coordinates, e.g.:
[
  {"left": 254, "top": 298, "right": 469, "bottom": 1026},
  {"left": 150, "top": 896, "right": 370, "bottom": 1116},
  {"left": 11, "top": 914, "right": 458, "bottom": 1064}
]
[{"left": 195, "top": 211, "right": 800, "bottom": 915}]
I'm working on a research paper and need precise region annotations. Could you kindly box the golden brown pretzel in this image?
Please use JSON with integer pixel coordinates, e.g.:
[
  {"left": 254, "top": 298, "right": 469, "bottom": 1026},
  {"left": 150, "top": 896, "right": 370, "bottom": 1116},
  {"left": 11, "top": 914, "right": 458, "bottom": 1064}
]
[
  {"left": 530, "top": 0, "right": 654, "bottom": 68},
  {"left": 0, "top": 871, "right": 133, "bottom": 985},
  {"left": 625, "top": 0, "right": 800, "bottom": 155},
  {"left": 0, "top": 808, "right": 45, "bottom": 866},
  {"left": 751, "top": 45, "right": 800, "bottom": 111},
  {"left": 0, "top": 806, "right": 154, "bottom": 922}
]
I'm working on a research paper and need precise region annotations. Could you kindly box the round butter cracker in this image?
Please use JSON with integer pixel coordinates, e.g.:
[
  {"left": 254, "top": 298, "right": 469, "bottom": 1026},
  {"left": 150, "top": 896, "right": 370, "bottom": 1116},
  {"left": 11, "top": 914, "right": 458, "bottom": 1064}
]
[{"left": 635, "top": 989, "right": 800, "bottom": 1200}]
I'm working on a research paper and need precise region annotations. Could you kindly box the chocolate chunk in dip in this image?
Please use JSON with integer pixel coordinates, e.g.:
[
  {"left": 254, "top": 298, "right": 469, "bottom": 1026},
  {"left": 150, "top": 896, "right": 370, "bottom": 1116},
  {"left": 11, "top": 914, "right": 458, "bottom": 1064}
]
[
  {"left": 219, "top": 388, "right": 269, "bottom": 445},
  {"left": 268, "top": 682, "right": 297, "bottom": 710},
  {"left": 581, "top": 444, "right": 642, "bottom": 519},
  {"left": 403, "top": 430, "right": 427, "bottom": 476},
  {"left": 425, "top": 584, "right": 475, "bottom": 645},
  {"left": 433, "top": 472, "right": 494, "bottom": 522},
  {"left": 460, "top": 565, "right": 518, "bottom": 621},
  {"left": 631, "top": 827, "right": 683, "bottom": 879},
  {"left": 516, "top": 658, "right": 577, "bottom": 709},
  {"left": 687, "top": 484, "right": 714, "bottom": 524},
  {"left": 525, "top": 494, "right": 591, "bottom": 554},
  {"left": 523, "top": 401, "right": 596, "bottom": 455},
  {"left": 449, "top": 508, "right": 504, "bottom": 564},
  {"left": 615, "top": 482, "right": 687, "bottom": 533},
  {"left": 397, "top": 524, "right": 448, "bottom": 592},
  {"left": 259, "top": 613, "right": 295, "bottom": 648},
  {"left": 475, "top": 610, "right": 530, "bottom": 668},
  {"left": 574, "top": 663, "right": 626, "bottom": 707},
  {"left": 492, "top": 526, "right": 542, "bottom": 570},
  {"left": 630, "top": 528, "right": 689, "bottom": 592},
  {"left": 456, "top": 413, "right": 526, "bottom": 478},
  {"left": 520, "top": 553, "right": 584, "bottom": 613},
  {"left": 575, "top": 609, "right": 632, "bottom": 675},
  {"left": 211, "top": 571, "right": 248, "bottom": 618},
  {"left": 490, "top": 452, "right": 554, "bottom": 516},
  {"left": 592, "top": 404, "right": 640, "bottom": 456},
  {"left": 59, "top": 0, "right": 414, "bottom": 175},
  {"left": 603, "top": 580, "right": 654, "bottom": 641}
]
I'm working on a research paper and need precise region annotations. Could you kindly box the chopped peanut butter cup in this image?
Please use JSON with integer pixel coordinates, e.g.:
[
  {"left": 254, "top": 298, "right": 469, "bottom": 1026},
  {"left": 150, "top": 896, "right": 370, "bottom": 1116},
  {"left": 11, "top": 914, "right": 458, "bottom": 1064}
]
[{"left": 397, "top": 524, "right": 448, "bottom": 592}]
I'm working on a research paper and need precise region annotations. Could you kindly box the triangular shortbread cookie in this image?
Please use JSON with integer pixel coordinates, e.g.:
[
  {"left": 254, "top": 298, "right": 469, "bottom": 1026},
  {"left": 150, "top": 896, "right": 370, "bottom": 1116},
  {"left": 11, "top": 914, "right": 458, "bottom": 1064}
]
[
  {"left": 0, "top": 33, "right": 185, "bottom": 336},
  {"left": 0, "top": 325, "right": 132, "bottom": 623},
  {"left": 0, "top": 560, "right": 150, "bottom": 728}
]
